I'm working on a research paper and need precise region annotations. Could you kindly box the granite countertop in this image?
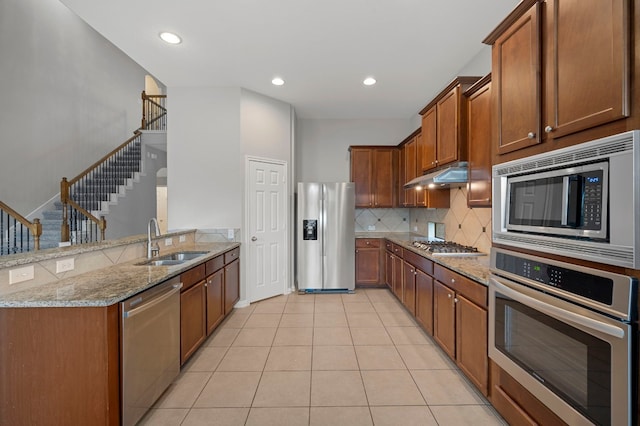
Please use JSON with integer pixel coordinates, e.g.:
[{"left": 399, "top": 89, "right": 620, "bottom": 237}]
[
  {"left": 0, "top": 242, "right": 240, "bottom": 308},
  {"left": 356, "top": 232, "right": 490, "bottom": 285}
]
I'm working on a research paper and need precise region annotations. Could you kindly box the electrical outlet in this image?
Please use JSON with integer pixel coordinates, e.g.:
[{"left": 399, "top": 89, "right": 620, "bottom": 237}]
[
  {"left": 367, "top": 225, "right": 376, "bottom": 231},
  {"left": 413, "top": 226, "right": 418, "bottom": 231},
  {"left": 165, "top": 237, "right": 173, "bottom": 246},
  {"left": 227, "top": 229, "right": 235, "bottom": 240},
  {"left": 56, "top": 258, "right": 75, "bottom": 273},
  {"left": 9, "top": 265, "right": 34, "bottom": 284},
  {"left": 179, "top": 235, "right": 186, "bottom": 243}
]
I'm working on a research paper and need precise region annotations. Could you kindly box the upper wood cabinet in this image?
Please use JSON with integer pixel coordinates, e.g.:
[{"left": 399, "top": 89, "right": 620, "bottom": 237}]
[
  {"left": 465, "top": 75, "right": 492, "bottom": 207},
  {"left": 419, "top": 76, "right": 481, "bottom": 172},
  {"left": 350, "top": 146, "right": 396, "bottom": 208},
  {"left": 485, "top": 0, "right": 630, "bottom": 160}
]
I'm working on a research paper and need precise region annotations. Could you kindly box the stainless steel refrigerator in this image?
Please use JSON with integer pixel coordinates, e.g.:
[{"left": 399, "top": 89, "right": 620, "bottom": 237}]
[{"left": 296, "top": 182, "right": 355, "bottom": 292}]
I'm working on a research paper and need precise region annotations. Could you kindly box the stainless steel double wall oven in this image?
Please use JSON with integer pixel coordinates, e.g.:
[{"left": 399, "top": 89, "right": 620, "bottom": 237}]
[{"left": 490, "top": 131, "right": 640, "bottom": 425}]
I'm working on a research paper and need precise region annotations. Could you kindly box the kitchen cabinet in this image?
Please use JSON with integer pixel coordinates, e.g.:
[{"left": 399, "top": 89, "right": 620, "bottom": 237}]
[
  {"left": 355, "top": 238, "right": 385, "bottom": 286},
  {"left": 402, "top": 260, "right": 417, "bottom": 315},
  {"left": 419, "top": 76, "right": 481, "bottom": 171},
  {"left": 180, "top": 263, "right": 207, "bottom": 364},
  {"left": 433, "top": 264, "right": 488, "bottom": 396},
  {"left": 485, "top": 0, "right": 630, "bottom": 160},
  {"left": 224, "top": 248, "right": 240, "bottom": 314},
  {"left": 465, "top": 74, "right": 492, "bottom": 207},
  {"left": 401, "top": 250, "right": 433, "bottom": 316},
  {"left": 384, "top": 240, "right": 394, "bottom": 290},
  {"left": 181, "top": 247, "right": 240, "bottom": 364},
  {"left": 391, "top": 244, "right": 404, "bottom": 300},
  {"left": 349, "top": 146, "right": 396, "bottom": 208},
  {"left": 415, "top": 269, "right": 434, "bottom": 335}
]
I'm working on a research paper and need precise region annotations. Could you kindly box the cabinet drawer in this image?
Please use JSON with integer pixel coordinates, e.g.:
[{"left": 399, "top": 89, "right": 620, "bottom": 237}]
[
  {"left": 356, "top": 238, "right": 381, "bottom": 248},
  {"left": 403, "top": 250, "right": 433, "bottom": 275},
  {"left": 434, "top": 264, "right": 487, "bottom": 307},
  {"left": 391, "top": 243, "right": 403, "bottom": 258},
  {"left": 181, "top": 264, "right": 206, "bottom": 292},
  {"left": 224, "top": 248, "right": 240, "bottom": 264},
  {"left": 384, "top": 240, "right": 393, "bottom": 252},
  {"left": 205, "top": 255, "right": 224, "bottom": 275}
]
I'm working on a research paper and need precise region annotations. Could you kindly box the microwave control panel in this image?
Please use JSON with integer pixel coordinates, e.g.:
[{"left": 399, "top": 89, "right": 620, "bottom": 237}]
[{"left": 581, "top": 170, "right": 604, "bottom": 229}]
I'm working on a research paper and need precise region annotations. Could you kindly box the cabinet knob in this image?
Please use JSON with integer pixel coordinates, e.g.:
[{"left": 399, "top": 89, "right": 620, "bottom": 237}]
[
  {"left": 454, "top": 297, "right": 459, "bottom": 303},
  {"left": 451, "top": 278, "right": 455, "bottom": 284},
  {"left": 366, "top": 241, "right": 370, "bottom": 245},
  {"left": 527, "top": 132, "right": 536, "bottom": 139},
  {"left": 414, "top": 271, "right": 418, "bottom": 276},
  {"left": 545, "top": 125, "right": 553, "bottom": 133},
  {"left": 447, "top": 293, "right": 452, "bottom": 299}
]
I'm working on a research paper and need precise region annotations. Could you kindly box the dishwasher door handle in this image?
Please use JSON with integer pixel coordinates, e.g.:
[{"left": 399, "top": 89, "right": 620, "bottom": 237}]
[{"left": 123, "top": 283, "right": 182, "bottom": 319}]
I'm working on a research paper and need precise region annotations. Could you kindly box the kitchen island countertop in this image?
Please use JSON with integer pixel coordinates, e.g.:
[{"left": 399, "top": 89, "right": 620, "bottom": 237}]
[{"left": 0, "top": 242, "right": 239, "bottom": 308}]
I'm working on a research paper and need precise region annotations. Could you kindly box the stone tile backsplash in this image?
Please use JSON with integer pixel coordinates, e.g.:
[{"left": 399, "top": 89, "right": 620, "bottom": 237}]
[
  {"left": 410, "top": 186, "right": 492, "bottom": 254},
  {"left": 355, "top": 208, "right": 411, "bottom": 233}
]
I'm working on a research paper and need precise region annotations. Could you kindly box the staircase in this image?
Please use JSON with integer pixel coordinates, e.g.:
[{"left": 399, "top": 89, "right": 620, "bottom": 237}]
[{"left": 38, "top": 137, "right": 143, "bottom": 248}]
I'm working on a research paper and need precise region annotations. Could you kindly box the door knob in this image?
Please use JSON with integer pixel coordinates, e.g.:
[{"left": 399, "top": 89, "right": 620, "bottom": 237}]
[{"left": 251, "top": 236, "right": 257, "bottom": 242}]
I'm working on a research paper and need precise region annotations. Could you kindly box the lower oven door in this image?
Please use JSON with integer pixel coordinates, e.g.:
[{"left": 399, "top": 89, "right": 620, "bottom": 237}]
[{"left": 489, "top": 274, "right": 633, "bottom": 426}]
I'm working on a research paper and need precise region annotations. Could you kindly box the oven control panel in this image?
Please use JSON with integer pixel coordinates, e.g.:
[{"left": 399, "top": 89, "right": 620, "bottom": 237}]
[{"left": 495, "top": 251, "right": 614, "bottom": 305}]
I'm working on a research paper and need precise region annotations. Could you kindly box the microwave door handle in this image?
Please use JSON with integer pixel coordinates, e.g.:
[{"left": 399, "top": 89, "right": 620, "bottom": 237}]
[
  {"left": 491, "top": 277, "right": 625, "bottom": 339},
  {"left": 561, "top": 176, "right": 569, "bottom": 226}
]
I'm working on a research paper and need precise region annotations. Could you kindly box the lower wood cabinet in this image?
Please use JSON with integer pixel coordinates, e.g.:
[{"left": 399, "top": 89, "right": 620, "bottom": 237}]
[
  {"left": 224, "top": 258, "right": 240, "bottom": 315},
  {"left": 181, "top": 247, "right": 241, "bottom": 365},
  {"left": 355, "top": 238, "right": 385, "bottom": 286},
  {"left": 433, "top": 264, "right": 488, "bottom": 396},
  {"left": 180, "top": 280, "right": 207, "bottom": 364},
  {"left": 415, "top": 269, "right": 434, "bottom": 335}
]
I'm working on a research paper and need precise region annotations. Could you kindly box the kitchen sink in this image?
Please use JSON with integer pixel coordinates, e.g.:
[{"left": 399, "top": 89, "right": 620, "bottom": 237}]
[{"left": 137, "top": 251, "right": 210, "bottom": 266}]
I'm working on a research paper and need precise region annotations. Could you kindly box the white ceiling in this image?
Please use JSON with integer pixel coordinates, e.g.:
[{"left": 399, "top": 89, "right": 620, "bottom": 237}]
[{"left": 61, "top": 0, "right": 519, "bottom": 119}]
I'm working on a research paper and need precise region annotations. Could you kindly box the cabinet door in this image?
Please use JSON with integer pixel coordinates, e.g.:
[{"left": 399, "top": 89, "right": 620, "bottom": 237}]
[
  {"left": 350, "top": 148, "right": 373, "bottom": 208},
  {"left": 224, "top": 259, "right": 240, "bottom": 314},
  {"left": 421, "top": 106, "right": 437, "bottom": 171},
  {"left": 433, "top": 281, "right": 456, "bottom": 358},
  {"left": 397, "top": 145, "right": 406, "bottom": 207},
  {"left": 493, "top": 2, "right": 541, "bottom": 154},
  {"left": 206, "top": 269, "right": 224, "bottom": 335},
  {"left": 544, "top": 0, "right": 629, "bottom": 139},
  {"left": 402, "top": 261, "right": 416, "bottom": 315},
  {"left": 415, "top": 269, "right": 434, "bottom": 335},
  {"left": 372, "top": 149, "right": 395, "bottom": 207},
  {"left": 436, "top": 86, "right": 461, "bottom": 166},
  {"left": 456, "top": 294, "right": 488, "bottom": 396},
  {"left": 467, "top": 78, "right": 492, "bottom": 207},
  {"left": 355, "top": 248, "right": 382, "bottom": 285},
  {"left": 181, "top": 280, "right": 207, "bottom": 364},
  {"left": 403, "top": 139, "right": 417, "bottom": 207},
  {"left": 385, "top": 251, "right": 394, "bottom": 289},
  {"left": 392, "top": 254, "right": 403, "bottom": 300}
]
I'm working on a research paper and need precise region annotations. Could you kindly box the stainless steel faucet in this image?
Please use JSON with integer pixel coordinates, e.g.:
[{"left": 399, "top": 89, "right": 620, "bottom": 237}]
[{"left": 147, "top": 218, "right": 161, "bottom": 258}]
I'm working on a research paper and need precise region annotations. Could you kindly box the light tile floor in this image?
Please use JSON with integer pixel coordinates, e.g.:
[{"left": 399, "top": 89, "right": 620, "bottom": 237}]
[{"left": 142, "top": 289, "right": 507, "bottom": 426}]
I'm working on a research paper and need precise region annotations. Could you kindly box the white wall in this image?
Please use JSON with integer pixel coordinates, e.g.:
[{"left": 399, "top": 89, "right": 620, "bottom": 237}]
[
  {"left": 167, "top": 87, "right": 243, "bottom": 230},
  {"left": 0, "top": 0, "right": 151, "bottom": 215},
  {"left": 295, "top": 119, "right": 413, "bottom": 183}
]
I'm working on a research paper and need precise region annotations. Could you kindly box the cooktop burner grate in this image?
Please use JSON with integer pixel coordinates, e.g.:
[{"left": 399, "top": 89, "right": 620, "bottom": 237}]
[{"left": 411, "top": 240, "right": 485, "bottom": 256}]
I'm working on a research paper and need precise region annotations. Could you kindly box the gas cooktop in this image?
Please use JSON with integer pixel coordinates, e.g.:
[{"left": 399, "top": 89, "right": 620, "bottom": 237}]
[{"left": 410, "top": 240, "right": 486, "bottom": 257}]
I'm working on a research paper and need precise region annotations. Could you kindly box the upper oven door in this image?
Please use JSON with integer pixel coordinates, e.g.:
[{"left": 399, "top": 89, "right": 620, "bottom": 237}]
[
  {"left": 505, "top": 161, "right": 608, "bottom": 240},
  {"left": 489, "top": 274, "right": 632, "bottom": 426}
]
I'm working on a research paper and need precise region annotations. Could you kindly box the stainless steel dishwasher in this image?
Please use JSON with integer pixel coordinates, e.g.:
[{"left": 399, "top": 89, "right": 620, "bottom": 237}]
[{"left": 120, "top": 276, "right": 182, "bottom": 426}]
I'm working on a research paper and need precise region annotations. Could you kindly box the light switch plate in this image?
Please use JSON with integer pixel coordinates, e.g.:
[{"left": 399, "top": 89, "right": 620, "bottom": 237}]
[
  {"left": 10, "top": 265, "right": 35, "bottom": 284},
  {"left": 179, "top": 235, "right": 186, "bottom": 243},
  {"left": 165, "top": 237, "right": 173, "bottom": 246},
  {"left": 56, "top": 258, "right": 75, "bottom": 273},
  {"left": 227, "top": 229, "right": 234, "bottom": 240}
]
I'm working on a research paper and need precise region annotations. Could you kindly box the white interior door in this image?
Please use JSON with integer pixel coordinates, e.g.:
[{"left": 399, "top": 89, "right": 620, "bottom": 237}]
[{"left": 247, "top": 158, "right": 288, "bottom": 302}]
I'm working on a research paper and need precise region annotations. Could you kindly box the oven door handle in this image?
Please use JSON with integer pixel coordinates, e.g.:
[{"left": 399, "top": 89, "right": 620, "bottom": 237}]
[{"left": 491, "top": 277, "right": 625, "bottom": 339}]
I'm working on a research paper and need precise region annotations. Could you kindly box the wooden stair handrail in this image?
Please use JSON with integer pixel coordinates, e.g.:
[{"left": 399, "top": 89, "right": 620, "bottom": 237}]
[
  {"left": 66, "top": 130, "right": 142, "bottom": 187},
  {"left": 0, "top": 201, "right": 42, "bottom": 250},
  {"left": 141, "top": 91, "right": 167, "bottom": 130}
]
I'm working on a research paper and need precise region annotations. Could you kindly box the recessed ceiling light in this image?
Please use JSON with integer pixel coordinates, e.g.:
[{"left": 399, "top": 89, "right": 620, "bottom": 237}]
[
  {"left": 272, "top": 77, "right": 285, "bottom": 86},
  {"left": 363, "top": 77, "right": 377, "bottom": 86},
  {"left": 159, "top": 32, "right": 182, "bottom": 45}
]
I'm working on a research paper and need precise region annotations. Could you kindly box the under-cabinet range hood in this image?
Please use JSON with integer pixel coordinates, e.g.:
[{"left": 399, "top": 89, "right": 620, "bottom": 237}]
[{"left": 403, "top": 162, "right": 468, "bottom": 189}]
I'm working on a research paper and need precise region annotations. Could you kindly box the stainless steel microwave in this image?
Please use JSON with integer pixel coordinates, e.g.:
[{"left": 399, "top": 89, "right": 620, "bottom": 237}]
[{"left": 493, "top": 130, "right": 640, "bottom": 268}]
